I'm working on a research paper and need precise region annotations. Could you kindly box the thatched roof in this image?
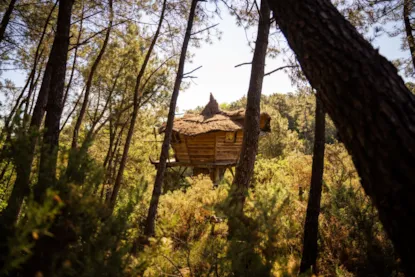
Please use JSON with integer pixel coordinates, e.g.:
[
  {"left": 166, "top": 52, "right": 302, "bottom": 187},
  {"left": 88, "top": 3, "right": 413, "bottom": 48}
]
[{"left": 160, "top": 94, "right": 271, "bottom": 136}]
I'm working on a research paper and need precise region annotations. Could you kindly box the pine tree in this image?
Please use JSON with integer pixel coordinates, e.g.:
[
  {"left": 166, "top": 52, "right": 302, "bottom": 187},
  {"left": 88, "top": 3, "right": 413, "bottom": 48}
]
[{"left": 268, "top": 0, "right": 415, "bottom": 273}]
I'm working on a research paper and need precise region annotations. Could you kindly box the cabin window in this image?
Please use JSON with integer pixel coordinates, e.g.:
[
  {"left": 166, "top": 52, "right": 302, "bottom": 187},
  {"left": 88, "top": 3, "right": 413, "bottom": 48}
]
[
  {"left": 225, "top": 132, "right": 237, "bottom": 143},
  {"left": 171, "top": 132, "right": 181, "bottom": 143}
]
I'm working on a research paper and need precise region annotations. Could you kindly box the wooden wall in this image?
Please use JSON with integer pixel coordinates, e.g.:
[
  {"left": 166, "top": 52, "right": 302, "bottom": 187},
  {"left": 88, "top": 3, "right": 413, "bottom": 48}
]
[
  {"left": 171, "top": 133, "right": 191, "bottom": 163},
  {"left": 171, "top": 130, "right": 244, "bottom": 164},
  {"left": 215, "top": 131, "right": 243, "bottom": 162},
  {"left": 186, "top": 132, "right": 216, "bottom": 163}
]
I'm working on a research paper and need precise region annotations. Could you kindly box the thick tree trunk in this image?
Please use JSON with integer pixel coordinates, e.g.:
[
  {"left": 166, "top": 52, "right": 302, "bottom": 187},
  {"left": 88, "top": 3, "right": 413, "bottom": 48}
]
[
  {"left": 227, "top": 0, "right": 270, "bottom": 231},
  {"left": 107, "top": 0, "right": 167, "bottom": 213},
  {"left": 403, "top": 0, "right": 415, "bottom": 73},
  {"left": 143, "top": 0, "right": 198, "bottom": 239},
  {"left": 0, "top": 0, "right": 17, "bottom": 43},
  {"left": 19, "top": 3, "right": 74, "bottom": 273},
  {"left": 36, "top": 0, "right": 74, "bottom": 201},
  {"left": 299, "top": 96, "right": 325, "bottom": 274},
  {"left": 70, "top": 0, "right": 113, "bottom": 150},
  {"left": 0, "top": 0, "right": 74, "bottom": 271},
  {"left": 268, "top": 0, "right": 415, "bottom": 273}
]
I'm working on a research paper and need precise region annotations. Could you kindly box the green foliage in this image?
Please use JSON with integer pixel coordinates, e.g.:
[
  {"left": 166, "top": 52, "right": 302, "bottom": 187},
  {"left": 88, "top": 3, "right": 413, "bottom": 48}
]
[
  {"left": 137, "top": 176, "right": 231, "bottom": 276},
  {"left": 0, "top": 92, "right": 404, "bottom": 276},
  {"left": 1, "top": 189, "right": 64, "bottom": 275}
]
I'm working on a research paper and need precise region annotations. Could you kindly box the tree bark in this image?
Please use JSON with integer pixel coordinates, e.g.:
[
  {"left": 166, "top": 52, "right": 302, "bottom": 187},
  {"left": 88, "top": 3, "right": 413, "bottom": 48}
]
[
  {"left": 299, "top": 96, "right": 325, "bottom": 274},
  {"left": 0, "top": 0, "right": 17, "bottom": 43},
  {"left": 62, "top": 1, "right": 84, "bottom": 108},
  {"left": 225, "top": 1, "right": 270, "bottom": 275},
  {"left": 0, "top": 0, "right": 58, "bottom": 228},
  {"left": 267, "top": 0, "right": 415, "bottom": 274},
  {"left": 403, "top": 0, "right": 415, "bottom": 73},
  {"left": 70, "top": 0, "right": 113, "bottom": 150},
  {"left": 227, "top": 0, "right": 270, "bottom": 231},
  {"left": 36, "top": 0, "right": 75, "bottom": 201},
  {"left": 107, "top": 0, "right": 167, "bottom": 213},
  {"left": 143, "top": 0, "right": 198, "bottom": 239},
  {"left": 23, "top": 0, "right": 58, "bottom": 127},
  {"left": 0, "top": 0, "right": 74, "bottom": 270},
  {"left": 21, "top": 3, "right": 75, "bottom": 269}
]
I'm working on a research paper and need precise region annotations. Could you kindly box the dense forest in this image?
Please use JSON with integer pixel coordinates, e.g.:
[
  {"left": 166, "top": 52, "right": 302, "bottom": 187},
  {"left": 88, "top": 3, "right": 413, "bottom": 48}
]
[{"left": 0, "top": 0, "right": 414, "bottom": 276}]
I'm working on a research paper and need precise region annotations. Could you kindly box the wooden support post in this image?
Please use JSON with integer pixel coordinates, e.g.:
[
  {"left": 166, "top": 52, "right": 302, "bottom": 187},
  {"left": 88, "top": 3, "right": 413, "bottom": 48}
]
[{"left": 211, "top": 167, "right": 220, "bottom": 187}]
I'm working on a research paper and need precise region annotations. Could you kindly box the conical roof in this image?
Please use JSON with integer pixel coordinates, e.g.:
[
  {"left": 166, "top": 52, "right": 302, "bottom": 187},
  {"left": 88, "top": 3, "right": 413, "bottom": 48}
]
[
  {"left": 200, "top": 93, "right": 221, "bottom": 117},
  {"left": 159, "top": 93, "right": 271, "bottom": 136}
]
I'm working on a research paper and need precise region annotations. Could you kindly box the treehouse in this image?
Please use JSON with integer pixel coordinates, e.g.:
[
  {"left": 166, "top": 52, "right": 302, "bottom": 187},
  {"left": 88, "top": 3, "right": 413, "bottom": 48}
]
[{"left": 152, "top": 94, "right": 271, "bottom": 184}]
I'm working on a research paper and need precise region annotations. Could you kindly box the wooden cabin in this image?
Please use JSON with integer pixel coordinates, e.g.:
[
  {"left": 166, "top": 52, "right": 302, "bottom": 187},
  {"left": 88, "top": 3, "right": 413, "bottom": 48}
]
[{"left": 155, "top": 94, "right": 271, "bottom": 184}]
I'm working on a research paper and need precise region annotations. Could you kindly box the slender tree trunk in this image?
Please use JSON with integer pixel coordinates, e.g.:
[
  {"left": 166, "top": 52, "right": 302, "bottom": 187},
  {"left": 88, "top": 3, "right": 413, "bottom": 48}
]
[
  {"left": 36, "top": 0, "right": 75, "bottom": 201},
  {"left": 268, "top": 0, "right": 415, "bottom": 274},
  {"left": 143, "top": 0, "right": 198, "bottom": 239},
  {"left": 0, "top": 160, "right": 10, "bottom": 183},
  {"left": 0, "top": 0, "right": 17, "bottom": 43},
  {"left": 225, "top": 1, "right": 270, "bottom": 275},
  {"left": 227, "top": 0, "right": 270, "bottom": 231},
  {"left": 31, "top": 60, "right": 53, "bottom": 130},
  {"left": 0, "top": 0, "right": 74, "bottom": 271},
  {"left": 23, "top": 0, "right": 58, "bottom": 127},
  {"left": 29, "top": 63, "right": 45, "bottom": 117},
  {"left": 101, "top": 117, "right": 127, "bottom": 199},
  {"left": 0, "top": 73, "right": 29, "bottom": 164},
  {"left": 403, "top": 0, "right": 415, "bottom": 72},
  {"left": 62, "top": 1, "right": 83, "bottom": 107},
  {"left": 107, "top": 0, "right": 167, "bottom": 213},
  {"left": 71, "top": 0, "right": 113, "bottom": 150},
  {"left": 0, "top": 73, "right": 33, "bottom": 225},
  {"left": 0, "top": 1, "right": 58, "bottom": 228},
  {"left": 19, "top": 3, "right": 74, "bottom": 273},
  {"left": 2, "top": 67, "right": 32, "bottom": 137},
  {"left": 103, "top": 116, "right": 115, "bottom": 169},
  {"left": 299, "top": 96, "right": 325, "bottom": 274},
  {"left": 59, "top": 88, "right": 83, "bottom": 133}
]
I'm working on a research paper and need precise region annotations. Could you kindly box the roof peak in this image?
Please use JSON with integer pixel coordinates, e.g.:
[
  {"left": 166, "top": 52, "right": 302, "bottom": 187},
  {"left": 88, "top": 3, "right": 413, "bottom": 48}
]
[{"left": 200, "top": 93, "right": 220, "bottom": 117}]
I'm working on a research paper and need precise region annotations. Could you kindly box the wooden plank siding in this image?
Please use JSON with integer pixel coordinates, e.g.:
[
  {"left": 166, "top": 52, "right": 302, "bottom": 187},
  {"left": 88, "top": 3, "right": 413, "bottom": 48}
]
[
  {"left": 215, "top": 131, "right": 243, "bottom": 162},
  {"left": 186, "top": 132, "right": 216, "bottom": 163},
  {"left": 171, "top": 133, "right": 191, "bottom": 162},
  {"left": 170, "top": 130, "right": 244, "bottom": 164}
]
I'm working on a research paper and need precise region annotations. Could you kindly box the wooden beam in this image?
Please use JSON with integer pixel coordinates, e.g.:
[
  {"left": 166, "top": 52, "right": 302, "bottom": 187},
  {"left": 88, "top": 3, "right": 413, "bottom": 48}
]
[{"left": 150, "top": 159, "right": 237, "bottom": 169}]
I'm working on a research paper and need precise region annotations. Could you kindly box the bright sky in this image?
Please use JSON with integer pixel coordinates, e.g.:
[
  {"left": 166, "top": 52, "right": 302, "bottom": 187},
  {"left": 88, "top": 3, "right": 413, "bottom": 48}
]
[
  {"left": 177, "top": 7, "right": 411, "bottom": 112},
  {"left": 1, "top": 5, "right": 411, "bottom": 114}
]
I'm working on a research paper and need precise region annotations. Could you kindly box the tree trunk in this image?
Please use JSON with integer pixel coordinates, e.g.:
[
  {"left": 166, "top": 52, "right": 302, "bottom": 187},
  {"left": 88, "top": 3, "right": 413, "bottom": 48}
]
[
  {"left": 0, "top": 0, "right": 58, "bottom": 228},
  {"left": 403, "top": 0, "right": 415, "bottom": 72},
  {"left": 267, "top": 0, "right": 415, "bottom": 273},
  {"left": 225, "top": 1, "right": 270, "bottom": 275},
  {"left": 29, "top": 63, "right": 45, "bottom": 117},
  {"left": 62, "top": 0, "right": 83, "bottom": 108},
  {"left": 107, "top": 0, "right": 167, "bottom": 213},
  {"left": 23, "top": 1, "right": 58, "bottom": 127},
  {"left": 299, "top": 96, "right": 325, "bottom": 274},
  {"left": 36, "top": 0, "right": 75, "bottom": 201},
  {"left": 0, "top": 0, "right": 17, "bottom": 43},
  {"left": 143, "top": 0, "right": 198, "bottom": 239},
  {"left": 227, "top": 0, "right": 270, "bottom": 229},
  {"left": 0, "top": 0, "right": 74, "bottom": 270},
  {"left": 70, "top": 0, "right": 113, "bottom": 150}
]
